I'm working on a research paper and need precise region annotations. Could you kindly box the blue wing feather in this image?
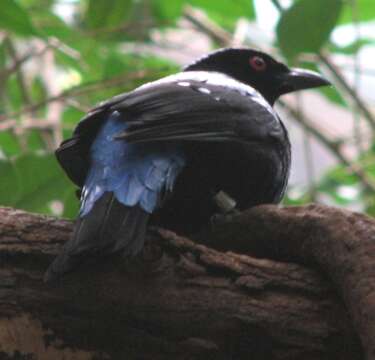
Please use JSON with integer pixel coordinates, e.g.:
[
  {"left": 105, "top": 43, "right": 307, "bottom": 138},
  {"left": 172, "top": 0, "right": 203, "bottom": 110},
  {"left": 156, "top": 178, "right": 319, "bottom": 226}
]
[{"left": 80, "top": 112, "right": 186, "bottom": 216}]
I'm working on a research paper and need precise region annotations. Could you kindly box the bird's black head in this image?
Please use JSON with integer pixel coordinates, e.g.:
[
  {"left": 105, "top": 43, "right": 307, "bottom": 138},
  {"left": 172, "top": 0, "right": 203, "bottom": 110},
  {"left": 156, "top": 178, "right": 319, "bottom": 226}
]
[{"left": 184, "top": 48, "right": 330, "bottom": 105}]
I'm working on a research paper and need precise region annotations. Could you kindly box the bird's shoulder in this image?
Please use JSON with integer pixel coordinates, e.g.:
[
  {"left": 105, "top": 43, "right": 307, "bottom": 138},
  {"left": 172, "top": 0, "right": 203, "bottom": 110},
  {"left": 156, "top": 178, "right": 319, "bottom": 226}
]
[
  {"left": 87, "top": 71, "right": 275, "bottom": 117},
  {"left": 57, "top": 71, "right": 282, "bottom": 187}
]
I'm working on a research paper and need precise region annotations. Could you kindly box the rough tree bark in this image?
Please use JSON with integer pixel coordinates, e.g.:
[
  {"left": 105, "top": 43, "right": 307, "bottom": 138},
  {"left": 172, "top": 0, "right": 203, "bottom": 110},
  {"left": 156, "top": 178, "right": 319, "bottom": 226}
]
[{"left": 0, "top": 204, "right": 373, "bottom": 360}]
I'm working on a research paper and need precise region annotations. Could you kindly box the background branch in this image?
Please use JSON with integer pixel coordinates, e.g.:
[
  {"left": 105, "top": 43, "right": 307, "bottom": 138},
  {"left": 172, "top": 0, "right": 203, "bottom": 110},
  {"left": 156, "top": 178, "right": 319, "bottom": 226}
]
[
  {"left": 319, "top": 53, "right": 375, "bottom": 132},
  {"left": 278, "top": 100, "right": 375, "bottom": 192},
  {"left": 0, "top": 70, "right": 152, "bottom": 123}
]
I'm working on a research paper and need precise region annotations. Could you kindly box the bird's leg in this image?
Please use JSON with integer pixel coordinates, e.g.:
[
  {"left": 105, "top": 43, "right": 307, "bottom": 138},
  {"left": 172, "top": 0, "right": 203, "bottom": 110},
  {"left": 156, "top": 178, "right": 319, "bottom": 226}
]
[{"left": 210, "top": 191, "right": 240, "bottom": 227}]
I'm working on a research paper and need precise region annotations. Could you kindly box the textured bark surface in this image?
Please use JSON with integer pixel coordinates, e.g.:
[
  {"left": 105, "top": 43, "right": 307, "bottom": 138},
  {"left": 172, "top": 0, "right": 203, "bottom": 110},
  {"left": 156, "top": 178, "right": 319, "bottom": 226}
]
[{"left": 0, "top": 204, "right": 373, "bottom": 359}]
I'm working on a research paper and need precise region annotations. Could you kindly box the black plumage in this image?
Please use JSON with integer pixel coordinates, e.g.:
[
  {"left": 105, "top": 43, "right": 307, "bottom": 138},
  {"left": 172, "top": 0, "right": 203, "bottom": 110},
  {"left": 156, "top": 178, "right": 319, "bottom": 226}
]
[{"left": 45, "top": 48, "right": 330, "bottom": 281}]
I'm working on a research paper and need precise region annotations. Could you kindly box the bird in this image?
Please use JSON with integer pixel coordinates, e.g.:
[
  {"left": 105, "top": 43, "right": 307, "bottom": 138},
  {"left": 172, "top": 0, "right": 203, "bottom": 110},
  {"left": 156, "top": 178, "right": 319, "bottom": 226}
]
[{"left": 45, "top": 47, "right": 330, "bottom": 282}]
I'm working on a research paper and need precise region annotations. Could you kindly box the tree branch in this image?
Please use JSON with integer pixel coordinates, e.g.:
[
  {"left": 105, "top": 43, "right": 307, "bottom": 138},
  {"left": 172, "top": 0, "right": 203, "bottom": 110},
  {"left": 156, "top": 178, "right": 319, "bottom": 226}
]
[{"left": 0, "top": 205, "right": 371, "bottom": 359}]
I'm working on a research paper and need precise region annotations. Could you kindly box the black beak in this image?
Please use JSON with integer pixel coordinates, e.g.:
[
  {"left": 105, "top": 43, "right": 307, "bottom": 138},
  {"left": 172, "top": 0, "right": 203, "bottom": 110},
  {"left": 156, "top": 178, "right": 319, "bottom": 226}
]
[{"left": 278, "top": 68, "right": 331, "bottom": 95}]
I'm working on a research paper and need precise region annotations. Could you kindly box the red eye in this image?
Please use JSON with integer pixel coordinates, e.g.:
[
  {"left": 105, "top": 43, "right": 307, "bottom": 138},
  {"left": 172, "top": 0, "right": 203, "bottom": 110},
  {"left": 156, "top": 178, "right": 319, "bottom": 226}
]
[{"left": 249, "top": 56, "right": 267, "bottom": 71}]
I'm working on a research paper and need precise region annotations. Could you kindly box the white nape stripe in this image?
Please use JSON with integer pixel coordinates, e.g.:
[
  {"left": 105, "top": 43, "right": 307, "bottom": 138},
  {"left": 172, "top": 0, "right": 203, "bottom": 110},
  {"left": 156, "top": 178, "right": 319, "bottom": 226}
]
[
  {"left": 198, "top": 87, "right": 211, "bottom": 94},
  {"left": 136, "top": 71, "right": 275, "bottom": 114}
]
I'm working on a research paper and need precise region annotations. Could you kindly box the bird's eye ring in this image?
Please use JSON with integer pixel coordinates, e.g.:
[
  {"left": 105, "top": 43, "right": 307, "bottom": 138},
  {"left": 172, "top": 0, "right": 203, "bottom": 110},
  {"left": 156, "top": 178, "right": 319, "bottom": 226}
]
[{"left": 249, "top": 56, "right": 267, "bottom": 71}]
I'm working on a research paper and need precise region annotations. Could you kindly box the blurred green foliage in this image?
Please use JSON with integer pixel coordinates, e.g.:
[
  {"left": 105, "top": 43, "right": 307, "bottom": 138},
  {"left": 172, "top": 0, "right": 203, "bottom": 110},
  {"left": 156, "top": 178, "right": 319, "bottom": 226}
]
[
  {"left": 276, "top": 0, "right": 342, "bottom": 60},
  {"left": 0, "top": 0, "right": 375, "bottom": 218}
]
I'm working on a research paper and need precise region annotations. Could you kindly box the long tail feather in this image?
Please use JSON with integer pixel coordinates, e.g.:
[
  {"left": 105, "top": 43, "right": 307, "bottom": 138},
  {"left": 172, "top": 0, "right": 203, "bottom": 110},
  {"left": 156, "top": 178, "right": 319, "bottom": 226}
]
[{"left": 44, "top": 192, "right": 149, "bottom": 282}]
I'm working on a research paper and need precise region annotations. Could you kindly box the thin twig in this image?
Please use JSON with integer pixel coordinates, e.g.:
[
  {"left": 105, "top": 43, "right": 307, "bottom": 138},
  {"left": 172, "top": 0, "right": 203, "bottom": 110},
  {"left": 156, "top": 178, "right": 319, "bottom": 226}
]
[
  {"left": 319, "top": 53, "right": 375, "bottom": 131},
  {"left": 5, "top": 38, "right": 32, "bottom": 106},
  {"left": 0, "top": 120, "right": 16, "bottom": 132},
  {"left": 270, "top": 0, "right": 283, "bottom": 12},
  {"left": 85, "top": 21, "right": 154, "bottom": 38},
  {"left": 0, "top": 119, "right": 74, "bottom": 132},
  {"left": 183, "top": 6, "right": 232, "bottom": 46},
  {"left": 40, "top": 47, "right": 63, "bottom": 149},
  {"left": 351, "top": 0, "right": 363, "bottom": 154},
  {"left": 296, "top": 94, "right": 317, "bottom": 200},
  {"left": 45, "top": 37, "right": 81, "bottom": 60},
  {"left": 279, "top": 100, "right": 375, "bottom": 192},
  {"left": 0, "top": 70, "right": 152, "bottom": 122},
  {"left": 0, "top": 48, "right": 41, "bottom": 81},
  {"left": 4, "top": 38, "right": 34, "bottom": 151},
  {"left": 0, "top": 38, "right": 78, "bottom": 88}
]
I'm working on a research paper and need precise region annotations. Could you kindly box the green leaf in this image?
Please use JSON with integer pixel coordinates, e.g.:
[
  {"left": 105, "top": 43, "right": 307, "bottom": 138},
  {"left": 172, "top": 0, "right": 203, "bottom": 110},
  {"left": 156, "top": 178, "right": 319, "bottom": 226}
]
[
  {"left": 62, "top": 189, "right": 79, "bottom": 219},
  {"left": 365, "top": 197, "right": 375, "bottom": 216},
  {"left": 283, "top": 188, "right": 311, "bottom": 205},
  {"left": 339, "top": 0, "right": 375, "bottom": 24},
  {"left": 7, "top": 75, "right": 24, "bottom": 111},
  {"left": 84, "top": 0, "right": 133, "bottom": 29},
  {"left": 62, "top": 107, "right": 85, "bottom": 128},
  {"left": 191, "top": 0, "right": 255, "bottom": 29},
  {"left": 26, "top": 130, "right": 45, "bottom": 152},
  {"left": 30, "top": 76, "right": 47, "bottom": 103},
  {"left": 151, "top": 0, "right": 184, "bottom": 22},
  {"left": 0, "top": 131, "right": 21, "bottom": 157},
  {"left": 0, "top": 42, "right": 6, "bottom": 69},
  {"left": 152, "top": 0, "right": 255, "bottom": 28},
  {"left": 297, "top": 60, "right": 346, "bottom": 106},
  {"left": 320, "top": 86, "right": 346, "bottom": 107},
  {"left": 0, "top": 154, "right": 77, "bottom": 216},
  {"left": 19, "top": 0, "right": 54, "bottom": 7},
  {"left": 32, "top": 10, "right": 76, "bottom": 45},
  {"left": 319, "top": 164, "right": 358, "bottom": 188},
  {"left": 277, "top": 0, "right": 343, "bottom": 60},
  {"left": 0, "top": 0, "right": 38, "bottom": 36},
  {"left": 0, "top": 160, "right": 20, "bottom": 205}
]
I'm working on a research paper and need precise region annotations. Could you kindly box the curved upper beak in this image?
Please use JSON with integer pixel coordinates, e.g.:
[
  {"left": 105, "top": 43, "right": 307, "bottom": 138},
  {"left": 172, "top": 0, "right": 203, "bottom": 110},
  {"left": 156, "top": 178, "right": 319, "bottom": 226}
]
[{"left": 279, "top": 68, "right": 331, "bottom": 95}]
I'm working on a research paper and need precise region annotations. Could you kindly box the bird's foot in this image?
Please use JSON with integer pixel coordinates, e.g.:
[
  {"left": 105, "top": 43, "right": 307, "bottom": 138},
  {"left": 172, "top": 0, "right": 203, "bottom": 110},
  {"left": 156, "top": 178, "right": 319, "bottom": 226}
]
[
  {"left": 210, "top": 190, "right": 240, "bottom": 227},
  {"left": 210, "top": 209, "right": 240, "bottom": 228}
]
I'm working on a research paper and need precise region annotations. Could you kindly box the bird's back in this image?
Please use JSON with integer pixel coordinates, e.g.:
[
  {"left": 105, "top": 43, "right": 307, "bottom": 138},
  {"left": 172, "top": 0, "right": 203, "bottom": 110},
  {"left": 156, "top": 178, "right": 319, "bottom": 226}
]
[{"left": 47, "top": 66, "right": 294, "bottom": 281}]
